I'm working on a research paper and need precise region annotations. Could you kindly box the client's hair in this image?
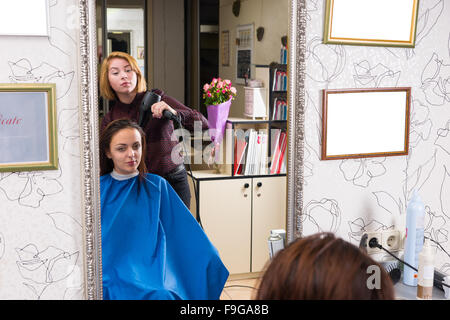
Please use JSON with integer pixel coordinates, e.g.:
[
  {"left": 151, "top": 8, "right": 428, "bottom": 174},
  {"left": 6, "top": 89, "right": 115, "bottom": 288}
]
[
  {"left": 256, "top": 232, "right": 395, "bottom": 300},
  {"left": 99, "top": 118, "right": 147, "bottom": 180}
]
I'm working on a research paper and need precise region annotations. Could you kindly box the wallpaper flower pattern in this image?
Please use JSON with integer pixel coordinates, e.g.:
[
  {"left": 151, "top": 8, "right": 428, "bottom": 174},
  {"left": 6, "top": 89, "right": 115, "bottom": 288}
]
[
  {"left": 0, "top": 0, "right": 83, "bottom": 299},
  {"left": 303, "top": 0, "right": 450, "bottom": 274}
]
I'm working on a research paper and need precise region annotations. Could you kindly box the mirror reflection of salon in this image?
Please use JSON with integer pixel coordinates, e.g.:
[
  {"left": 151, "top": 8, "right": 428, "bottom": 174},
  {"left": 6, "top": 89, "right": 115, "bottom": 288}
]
[
  {"left": 96, "top": 0, "right": 289, "bottom": 281},
  {"left": 96, "top": 0, "right": 146, "bottom": 117}
]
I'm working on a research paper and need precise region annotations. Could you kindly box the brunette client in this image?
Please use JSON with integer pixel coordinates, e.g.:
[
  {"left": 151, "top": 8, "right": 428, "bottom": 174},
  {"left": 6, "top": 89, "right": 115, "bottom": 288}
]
[{"left": 99, "top": 119, "right": 228, "bottom": 299}]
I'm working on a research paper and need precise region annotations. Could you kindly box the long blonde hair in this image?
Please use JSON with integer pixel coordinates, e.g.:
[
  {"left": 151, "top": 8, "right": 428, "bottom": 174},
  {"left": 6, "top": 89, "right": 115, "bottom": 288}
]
[{"left": 99, "top": 51, "right": 147, "bottom": 100}]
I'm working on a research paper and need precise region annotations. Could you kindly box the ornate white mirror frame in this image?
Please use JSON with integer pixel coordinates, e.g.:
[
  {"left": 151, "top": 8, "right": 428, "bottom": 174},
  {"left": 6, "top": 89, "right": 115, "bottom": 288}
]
[
  {"left": 286, "top": 0, "right": 306, "bottom": 243},
  {"left": 78, "top": 0, "right": 103, "bottom": 300},
  {"left": 77, "top": 0, "right": 306, "bottom": 299}
]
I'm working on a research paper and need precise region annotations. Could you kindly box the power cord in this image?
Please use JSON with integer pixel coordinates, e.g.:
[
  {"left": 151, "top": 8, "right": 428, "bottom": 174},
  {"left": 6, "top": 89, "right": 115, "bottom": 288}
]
[
  {"left": 186, "top": 160, "right": 202, "bottom": 228},
  {"left": 368, "top": 237, "right": 418, "bottom": 273},
  {"left": 222, "top": 285, "right": 258, "bottom": 300},
  {"left": 224, "top": 285, "right": 257, "bottom": 290},
  {"left": 368, "top": 237, "right": 450, "bottom": 290},
  {"left": 139, "top": 91, "right": 203, "bottom": 228},
  {"left": 425, "top": 236, "right": 450, "bottom": 260},
  {"left": 174, "top": 120, "right": 203, "bottom": 229}
]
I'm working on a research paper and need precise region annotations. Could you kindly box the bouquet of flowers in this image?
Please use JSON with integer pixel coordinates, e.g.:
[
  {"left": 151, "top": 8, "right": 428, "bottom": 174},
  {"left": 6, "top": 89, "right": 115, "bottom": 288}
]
[
  {"left": 203, "top": 78, "right": 237, "bottom": 105},
  {"left": 203, "top": 78, "right": 237, "bottom": 163}
]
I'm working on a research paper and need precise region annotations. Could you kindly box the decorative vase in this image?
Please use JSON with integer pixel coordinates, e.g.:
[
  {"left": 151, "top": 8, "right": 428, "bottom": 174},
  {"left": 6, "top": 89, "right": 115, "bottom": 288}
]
[
  {"left": 206, "top": 98, "right": 232, "bottom": 144},
  {"left": 206, "top": 98, "right": 232, "bottom": 165}
]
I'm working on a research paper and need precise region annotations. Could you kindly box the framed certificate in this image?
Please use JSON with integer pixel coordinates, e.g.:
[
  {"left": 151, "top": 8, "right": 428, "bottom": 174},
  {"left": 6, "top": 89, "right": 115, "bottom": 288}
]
[{"left": 0, "top": 83, "right": 58, "bottom": 172}]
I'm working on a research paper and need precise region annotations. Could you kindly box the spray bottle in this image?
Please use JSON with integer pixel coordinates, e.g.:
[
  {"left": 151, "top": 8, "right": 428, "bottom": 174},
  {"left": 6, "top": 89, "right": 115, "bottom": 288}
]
[
  {"left": 403, "top": 190, "right": 425, "bottom": 286},
  {"left": 417, "top": 238, "right": 434, "bottom": 299}
]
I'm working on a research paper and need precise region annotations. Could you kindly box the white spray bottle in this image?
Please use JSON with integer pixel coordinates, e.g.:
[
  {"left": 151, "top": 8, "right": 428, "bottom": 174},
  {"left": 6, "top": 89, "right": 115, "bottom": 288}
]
[{"left": 403, "top": 190, "right": 425, "bottom": 286}]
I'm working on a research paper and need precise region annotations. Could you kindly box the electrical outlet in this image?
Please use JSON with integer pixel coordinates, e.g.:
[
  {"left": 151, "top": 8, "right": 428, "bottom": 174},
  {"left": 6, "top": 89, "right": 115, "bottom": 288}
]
[
  {"left": 364, "top": 232, "right": 382, "bottom": 254},
  {"left": 381, "top": 230, "right": 401, "bottom": 252}
]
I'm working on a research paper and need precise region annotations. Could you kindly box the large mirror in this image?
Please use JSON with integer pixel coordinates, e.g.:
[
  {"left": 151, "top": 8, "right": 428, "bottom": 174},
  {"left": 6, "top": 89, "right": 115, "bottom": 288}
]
[{"left": 78, "top": 0, "right": 305, "bottom": 299}]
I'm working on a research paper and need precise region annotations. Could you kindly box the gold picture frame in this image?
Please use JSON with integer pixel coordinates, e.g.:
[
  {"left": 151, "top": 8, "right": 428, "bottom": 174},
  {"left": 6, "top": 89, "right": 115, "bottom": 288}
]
[
  {"left": 321, "top": 87, "right": 411, "bottom": 160},
  {"left": 0, "top": 83, "right": 58, "bottom": 172},
  {"left": 323, "top": 0, "right": 419, "bottom": 48}
]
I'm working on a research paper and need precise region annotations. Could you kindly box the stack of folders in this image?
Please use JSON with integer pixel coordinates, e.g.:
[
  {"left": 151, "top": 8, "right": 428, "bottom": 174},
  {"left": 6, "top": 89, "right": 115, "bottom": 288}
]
[
  {"left": 234, "top": 129, "right": 268, "bottom": 176},
  {"left": 280, "top": 45, "right": 287, "bottom": 64},
  {"left": 272, "top": 69, "right": 287, "bottom": 91},
  {"left": 233, "top": 133, "right": 247, "bottom": 175},
  {"left": 270, "top": 129, "right": 287, "bottom": 175},
  {"left": 272, "top": 98, "right": 287, "bottom": 120}
]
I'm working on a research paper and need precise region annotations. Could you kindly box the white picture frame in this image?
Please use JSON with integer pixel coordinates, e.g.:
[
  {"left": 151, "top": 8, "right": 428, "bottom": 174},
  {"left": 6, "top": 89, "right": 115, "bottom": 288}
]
[
  {"left": 0, "top": 0, "right": 50, "bottom": 37},
  {"left": 323, "top": 0, "right": 419, "bottom": 48},
  {"left": 322, "top": 87, "right": 411, "bottom": 160}
]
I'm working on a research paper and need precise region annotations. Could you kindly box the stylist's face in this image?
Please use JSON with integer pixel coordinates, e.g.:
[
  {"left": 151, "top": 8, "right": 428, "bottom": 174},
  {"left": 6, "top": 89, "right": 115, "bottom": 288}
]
[
  {"left": 108, "top": 58, "right": 137, "bottom": 96},
  {"left": 107, "top": 128, "right": 142, "bottom": 175}
]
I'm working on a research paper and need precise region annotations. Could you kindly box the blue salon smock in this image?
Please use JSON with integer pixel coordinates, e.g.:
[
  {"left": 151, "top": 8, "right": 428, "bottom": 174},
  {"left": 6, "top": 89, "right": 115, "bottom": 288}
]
[{"left": 100, "top": 172, "right": 229, "bottom": 300}]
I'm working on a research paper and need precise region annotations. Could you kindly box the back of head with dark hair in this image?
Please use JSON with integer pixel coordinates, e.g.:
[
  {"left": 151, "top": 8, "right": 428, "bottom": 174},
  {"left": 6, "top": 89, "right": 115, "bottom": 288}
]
[
  {"left": 256, "top": 232, "right": 395, "bottom": 300},
  {"left": 99, "top": 118, "right": 147, "bottom": 179}
]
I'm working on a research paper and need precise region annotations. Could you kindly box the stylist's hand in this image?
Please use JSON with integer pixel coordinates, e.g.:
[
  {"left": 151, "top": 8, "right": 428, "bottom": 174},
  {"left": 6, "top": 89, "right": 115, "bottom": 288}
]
[{"left": 151, "top": 101, "right": 178, "bottom": 119}]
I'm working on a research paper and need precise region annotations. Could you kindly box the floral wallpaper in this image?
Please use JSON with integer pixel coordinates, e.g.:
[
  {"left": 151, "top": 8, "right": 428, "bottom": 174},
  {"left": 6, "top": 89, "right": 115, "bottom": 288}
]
[
  {"left": 303, "top": 0, "right": 450, "bottom": 274},
  {"left": 0, "top": 0, "right": 84, "bottom": 299}
]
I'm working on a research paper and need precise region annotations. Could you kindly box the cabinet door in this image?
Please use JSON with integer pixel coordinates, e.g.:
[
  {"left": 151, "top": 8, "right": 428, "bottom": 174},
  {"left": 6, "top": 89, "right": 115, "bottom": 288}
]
[
  {"left": 251, "top": 176, "right": 286, "bottom": 272},
  {"left": 198, "top": 178, "right": 252, "bottom": 274}
]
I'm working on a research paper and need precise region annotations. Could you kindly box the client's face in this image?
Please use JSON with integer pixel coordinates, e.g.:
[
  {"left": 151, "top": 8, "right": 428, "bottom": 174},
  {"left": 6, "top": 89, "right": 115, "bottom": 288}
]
[{"left": 107, "top": 128, "right": 142, "bottom": 175}]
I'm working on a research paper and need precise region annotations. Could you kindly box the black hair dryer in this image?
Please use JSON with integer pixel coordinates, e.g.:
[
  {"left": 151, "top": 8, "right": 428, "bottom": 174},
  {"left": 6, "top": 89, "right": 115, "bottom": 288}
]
[
  {"left": 139, "top": 91, "right": 161, "bottom": 128},
  {"left": 139, "top": 91, "right": 178, "bottom": 127}
]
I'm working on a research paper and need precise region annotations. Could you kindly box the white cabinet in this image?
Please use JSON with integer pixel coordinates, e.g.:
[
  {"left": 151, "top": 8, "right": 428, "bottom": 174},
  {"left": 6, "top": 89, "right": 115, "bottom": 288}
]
[
  {"left": 188, "top": 171, "right": 286, "bottom": 274},
  {"left": 251, "top": 175, "right": 286, "bottom": 272}
]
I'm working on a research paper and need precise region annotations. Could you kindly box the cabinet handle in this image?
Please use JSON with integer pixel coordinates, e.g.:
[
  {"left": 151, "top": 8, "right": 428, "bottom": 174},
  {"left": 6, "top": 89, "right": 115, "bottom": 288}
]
[
  {"left": 244, "top": 183, "right": 250, "bottom": 188},
  {"left": 257, "top": 182, "right": 262, "bottom": 188}
]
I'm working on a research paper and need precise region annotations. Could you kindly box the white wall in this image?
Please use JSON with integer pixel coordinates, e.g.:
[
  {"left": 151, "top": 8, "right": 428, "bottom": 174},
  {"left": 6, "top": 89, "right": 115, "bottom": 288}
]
[
  {"left": 107, "top": 7, "right": 145, "bottom": 71},
  {"left": 151, "top": 0, "right": 185, "bottom": 103},
  {"left": 0, "top": 0, "right": 84, "bottom": 299},
  {"left": 303, "top": 0, "right": 450, "bottom": 273}
]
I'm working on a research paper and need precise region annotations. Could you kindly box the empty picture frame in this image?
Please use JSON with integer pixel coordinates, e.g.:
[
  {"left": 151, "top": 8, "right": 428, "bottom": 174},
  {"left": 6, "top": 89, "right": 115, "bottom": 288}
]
[
  {"left": 323, "top": 0, "right": 419, "bottom": 47},
  {"left": 0, "top": 0, "right": 49, "bottom": 37},
  {"left": 0, "top": 83, "right": 58, "bottom": 172},
  {"left": 321, "top": 87, "right": 411, "bottom": 160}
]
